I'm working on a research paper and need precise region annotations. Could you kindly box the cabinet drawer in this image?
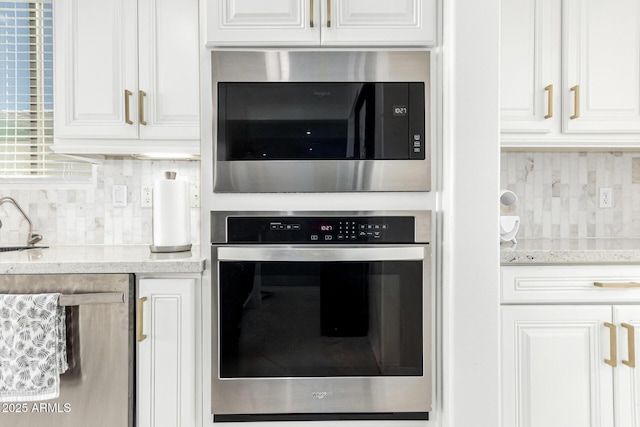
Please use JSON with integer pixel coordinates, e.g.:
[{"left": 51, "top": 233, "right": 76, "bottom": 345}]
[{"left": 501, "top": 265, "right": 640, "bottom": 303}]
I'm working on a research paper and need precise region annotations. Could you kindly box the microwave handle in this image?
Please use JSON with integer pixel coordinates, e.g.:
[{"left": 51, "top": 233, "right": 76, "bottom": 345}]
[{"left": 216, "top": 246, "right": 426, "bottom": 262}]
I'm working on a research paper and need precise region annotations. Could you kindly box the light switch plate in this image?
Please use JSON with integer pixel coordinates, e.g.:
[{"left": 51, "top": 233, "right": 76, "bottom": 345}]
[{"left": 113, "top": 185, "right": 127, "bottom": 207}]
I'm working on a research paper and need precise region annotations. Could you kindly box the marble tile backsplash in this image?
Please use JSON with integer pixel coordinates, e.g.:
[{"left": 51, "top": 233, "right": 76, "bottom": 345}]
[
  {"left": 9, "top": 151, "right": 636, "bottom": 244},
  {"left": 0, "top": 159, "right": 200, "bottom": 246},
  {"left": 501, "top": 151, "right": 640, "bottom": 239}
]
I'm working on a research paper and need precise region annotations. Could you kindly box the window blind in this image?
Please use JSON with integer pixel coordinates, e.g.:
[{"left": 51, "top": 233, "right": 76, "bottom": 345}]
[{"left": 0, "top": 1, "right": 92, "bottom": 180}]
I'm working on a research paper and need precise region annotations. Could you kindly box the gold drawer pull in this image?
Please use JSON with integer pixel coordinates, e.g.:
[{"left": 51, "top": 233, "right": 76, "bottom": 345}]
[
  {"left": 622, "top": 323, "right": 636, "bottom": 368},
  {"left": 139, "top": 90, "right": 147, "bottom": 126},
  {"left": 594, "top": 282, "right": 640, "bottom": 288},
  {"left": 604, "top": 322, "right": 617, "bottom": 367},
  {"left": 570, "top": 85, "right": 580, "bottom": 119},
  {"left": 137, "top": 296, "right": 147, "bottom": 342},
  {"left": 544, "top": 84, "right": 553, "bottom": 119},
  {"left": 124, "top": 89, "right": 133, "bottom": 125},
  {"left": 327, "top": 0, "right": 331, "bottom": 27},
  {"left": 310, "top": 0, "right": 314, "bottom": 27}
]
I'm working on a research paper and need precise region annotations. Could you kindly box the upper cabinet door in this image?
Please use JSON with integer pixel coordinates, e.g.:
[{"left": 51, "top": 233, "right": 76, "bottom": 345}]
[
  {"left": 206, "top": 0, "right": 320, "bottom": 47},
  {"left": 205, "top": 0, "right": 436, "bottom": 47},
  {"left": 54, "top": 0, "right": 200, "bottom": 156},
  {"left": 54, "top": 0, "right": 138, "bottom": 139},
  {"left": 500, "top": 0, "right": 560, "bottom": 134},
  {"left": 321, "top": 0, "right": 436, "bottom": 46},
  {"left": 138, "top": 0, "right": 200, "bottom": 140},
  {"left": 563, "top": 0, "right": 640, "bottom": 133}
]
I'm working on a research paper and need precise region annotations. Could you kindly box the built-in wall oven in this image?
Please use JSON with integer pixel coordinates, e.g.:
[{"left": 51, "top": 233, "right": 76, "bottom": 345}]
[
  {"left": 211, "top": 50, "right": 431, "bottom": 193},
  {"left": 210, "top": 210, "right": 432, "bottom": 422}
]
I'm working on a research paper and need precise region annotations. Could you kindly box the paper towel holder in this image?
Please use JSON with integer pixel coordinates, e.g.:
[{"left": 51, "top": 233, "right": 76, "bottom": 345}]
[
  {"left": 150, "top": 243, "right": 192, "bottom": 253},
  {"left": 150, "top": 170, "right": 192, "bottom": 253}
]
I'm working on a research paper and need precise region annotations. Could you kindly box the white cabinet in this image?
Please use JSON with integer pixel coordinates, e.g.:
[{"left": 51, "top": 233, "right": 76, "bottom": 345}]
[
  {"left": 205, "top": 0, "right": 436, "bottom": 47},
  {"left": 137, "top": 277, "right": 197, "bottom": 427},
  {"left": 501, "top": 265, "right": 640, "bottom": 427},
  {"left": 500, "top": 0, "right": 560, "bottom": 135},
  {"left": 613, "top": 306, "right": 640, "bottom": 427},
  {"left": 54, "top": 0, "right": 200, "bottom": 157},
  {"left": 563, "top": 0, "right": 640, "bottom": 135},
  {"left": 500, "top": 0, "right": 640, "bottom": 147},
  {"left": 502, "top": 305, "right": 615, "bottom": 427}
]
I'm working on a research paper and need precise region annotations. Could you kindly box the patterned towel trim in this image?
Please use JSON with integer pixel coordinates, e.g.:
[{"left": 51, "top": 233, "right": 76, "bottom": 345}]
[{"left": 0, "top": 294, "right": 68, "bottom": 402}]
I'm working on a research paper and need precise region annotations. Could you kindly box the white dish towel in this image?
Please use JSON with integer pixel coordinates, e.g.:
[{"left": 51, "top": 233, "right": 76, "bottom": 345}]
[{"left": 0, "top": 294, "right": 68, "bottom": 402}]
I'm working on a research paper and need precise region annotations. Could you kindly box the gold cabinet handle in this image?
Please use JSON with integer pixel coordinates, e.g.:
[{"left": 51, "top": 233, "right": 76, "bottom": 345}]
[
  {"left": 605, "top": 322, "right": 617, "bottom": 367},
  {"left": 544, "top": 84, "right": 553, "bottom": 119},
  {"left": 139, "top": 90, "right": 147, "bottom": 126},
  {"left": 327, "top": 0, "right": 331, "bottom": 27},
  {"left": 124, "top": 90, "right": 133, "bottom": 125},
  {"left": 137, "top": 296, "right": 147, "bottom": 342},
  {"left": 622, "top": 323, "right": 636, "bottom": 368},
  {"left": 570, "top": 85, "right": 580, "bottom": 119},
  {"left": 594, "top": 282, "right": 640, "bottom": 288},
  {"left": 310, "top": 0, "right": 314, "bottom": 27}
]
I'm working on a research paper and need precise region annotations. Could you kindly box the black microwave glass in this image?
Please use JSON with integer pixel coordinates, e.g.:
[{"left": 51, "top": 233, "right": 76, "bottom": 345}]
[{"left": 217, "top": 82, "right": 425, "bottom": 161}]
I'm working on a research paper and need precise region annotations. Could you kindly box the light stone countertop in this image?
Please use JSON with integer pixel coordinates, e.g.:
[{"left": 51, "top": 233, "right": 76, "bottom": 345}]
[
  {"left": 0, "top": 245, "right": 204, "bottom": 274},
  {"left": 501, "top": 238, "right": 640, "bottom": 265}
]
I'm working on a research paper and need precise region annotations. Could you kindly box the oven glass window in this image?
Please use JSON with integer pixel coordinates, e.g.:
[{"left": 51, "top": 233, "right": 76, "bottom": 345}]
[
  {"left": 218, "top": 261, "right": 423, "bottom": 378},
  {"left": 218, "top": 82, "right": 423, "bottom": 161}
]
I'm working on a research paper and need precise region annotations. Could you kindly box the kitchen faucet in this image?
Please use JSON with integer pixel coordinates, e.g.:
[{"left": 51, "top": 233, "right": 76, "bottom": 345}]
[{"left": 0, "top": 197, "right": 43, "bottom": 246}]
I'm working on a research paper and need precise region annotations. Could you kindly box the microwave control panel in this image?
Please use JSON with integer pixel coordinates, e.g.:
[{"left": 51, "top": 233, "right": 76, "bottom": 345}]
[{"left": 227, "top": 216, "right": 416, "bottom": 244}]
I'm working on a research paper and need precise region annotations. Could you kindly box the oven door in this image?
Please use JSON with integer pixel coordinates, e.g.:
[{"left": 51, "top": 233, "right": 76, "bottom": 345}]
[{"left": 211, "top": 245, "right": 431, "bottom": 420}]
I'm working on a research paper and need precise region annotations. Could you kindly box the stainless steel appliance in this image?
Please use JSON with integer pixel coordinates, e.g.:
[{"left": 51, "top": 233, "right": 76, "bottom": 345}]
[
  {"left": 210, "top": 210, "right": 432, "bottom": 421},
  {"left": 211, "top": 50, "right": 431, "bottom": 193},
  {"left": 0, "top": 274, "right": 133, "bottom": 427}
]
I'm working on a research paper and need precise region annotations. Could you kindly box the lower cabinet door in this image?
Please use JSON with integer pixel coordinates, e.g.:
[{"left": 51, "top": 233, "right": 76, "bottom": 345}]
[
  {"left": 501, "top": 305, "right": 615, "bottom": 427},
  {"left": 613, "top": 305, "right": 640, "bottom": 427},
  {"left": 137, "top": 278, "right": 196, "bottom": 427}
]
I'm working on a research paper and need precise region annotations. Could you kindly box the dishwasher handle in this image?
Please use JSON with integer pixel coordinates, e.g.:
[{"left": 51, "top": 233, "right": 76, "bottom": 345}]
[
  {"left": 216, "top": 246, "right": 427, "bottom": 262},
  {"left": 58, "top": 292, "right": 125, "bottom": 306}
]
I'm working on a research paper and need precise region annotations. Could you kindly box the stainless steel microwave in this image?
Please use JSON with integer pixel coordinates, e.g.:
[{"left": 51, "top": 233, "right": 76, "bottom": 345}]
[{"left": 211, "top": 50, "right": 431, "bottom": 193}]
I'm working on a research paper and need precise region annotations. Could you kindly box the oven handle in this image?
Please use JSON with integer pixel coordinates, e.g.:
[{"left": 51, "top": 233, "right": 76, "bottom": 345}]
[{"left": 216, "top": 246, "right": 426, "bottom": 262}]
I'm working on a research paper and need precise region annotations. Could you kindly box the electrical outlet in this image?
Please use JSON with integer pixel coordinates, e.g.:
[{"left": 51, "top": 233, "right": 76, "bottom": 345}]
[
  {"left": 599, "top": 187, "right": 613, "bottom": 208},
  {"left": 141, "top": 186, "right": 153, "bottom": 208},
  {"left": 190, "top": 183, "right": 200, "bottom": 208}
]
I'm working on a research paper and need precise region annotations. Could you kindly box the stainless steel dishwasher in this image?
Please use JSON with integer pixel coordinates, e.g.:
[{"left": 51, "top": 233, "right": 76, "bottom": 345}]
[{"left": 0, "top": 274, "right": 133, "bottom": 427}]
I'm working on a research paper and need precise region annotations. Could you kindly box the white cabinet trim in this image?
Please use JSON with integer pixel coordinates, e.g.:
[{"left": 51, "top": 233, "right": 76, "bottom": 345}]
[{"left": 502, "top": 265, "right": 640, "bottom": 304}]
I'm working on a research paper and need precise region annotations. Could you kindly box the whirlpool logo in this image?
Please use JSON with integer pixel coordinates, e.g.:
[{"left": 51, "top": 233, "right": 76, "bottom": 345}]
[{"left": 312, "top": 392, "right": 333, "bottom": 400}]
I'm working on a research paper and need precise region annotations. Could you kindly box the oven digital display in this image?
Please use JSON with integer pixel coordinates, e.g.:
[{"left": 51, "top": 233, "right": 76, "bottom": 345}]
[
  {"left": 227, "top": 216, "right": 417, "bottom": 244},
  {"left": 310, "top": 221, "right": 334, "bottom": 232}
]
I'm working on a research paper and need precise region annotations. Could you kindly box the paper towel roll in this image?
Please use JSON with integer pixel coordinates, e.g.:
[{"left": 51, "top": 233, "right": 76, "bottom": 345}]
[{"left": 151, "top": 172, "right": 191, "bottom": 252}]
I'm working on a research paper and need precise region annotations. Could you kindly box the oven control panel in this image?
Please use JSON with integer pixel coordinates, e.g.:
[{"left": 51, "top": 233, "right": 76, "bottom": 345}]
[{"left": 227, "top": 216, "right": 415, "bottom": 244}]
